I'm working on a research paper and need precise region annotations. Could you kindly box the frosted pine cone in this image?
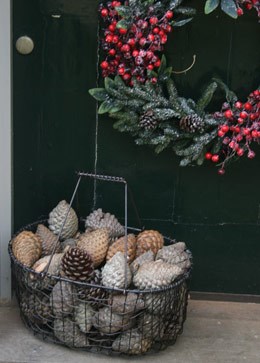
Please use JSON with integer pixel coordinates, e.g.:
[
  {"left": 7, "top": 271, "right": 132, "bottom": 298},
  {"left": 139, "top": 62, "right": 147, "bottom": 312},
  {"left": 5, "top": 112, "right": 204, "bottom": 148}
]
[
  {"left": 156, "top": 243, "right": 191, "bottom": 271},
  {"left": 93, "top": 307, "right": 133, "bottom": 334},
  {"left": 75, "top": 302, "right": 95, "bottom": 333},
  {"left": 112, "top": 329, "right": 152, "bottom": 354},
  {"left": 133, "top": 260, "right": 182, "bottom": 289},
  {"left": 36, "top": 224, "right": 61, "bottom": 256},
  {"left": 139, "top": 109, "right": 159, "bottom": 130},
  {"left": 130, "top": 250, "right": 155, "bottom": 274},
  {"left": 106, "top": 234, "right": 136, "bottom": 263},
  {"left": 102, "top": 252, "right": 132, "bottom": 289},
  {"left": 62, "top": 247, "right": 94, "bottom": 282},
  {"left": 85, "top": 208, "right": 124, "bottom": 238},
  {"left": 48, "top": 200, "right": 78, "bottom": 240},
  {"left": 179, "top": 114, "right": 204, "bottom": 133},
  {"left": 20, "top": 292, "right": 53, "bottom": 325},
  {"left": 12, "top": 231, "right": 42, "bottom": 267},
  {"left": 77, "top": 228, "right": 109, "bottom": 267},
  {"left": 108, "top": 293, "right": 145, "bottom": 314},
  {"left": 136, "top": 230, "right": 164, "bottom": 257},
  {"left": 50, "top": 280, "right": 75, "bottom": 317},
  {"left": 54, "top": 318, "right": 89, "bottom": 347},
  {"left": 138, "top": 313, "right": 165, "bottom": 340}
]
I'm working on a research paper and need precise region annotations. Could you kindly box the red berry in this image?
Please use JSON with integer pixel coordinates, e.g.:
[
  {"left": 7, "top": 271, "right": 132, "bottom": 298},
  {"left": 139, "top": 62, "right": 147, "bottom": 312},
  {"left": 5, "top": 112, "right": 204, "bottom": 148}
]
[
  {"left": 165, "top": 10, "right": 174, "bottom": 19},
  {"left": 119, "top": 28, "right": 128, "bottom": 35},
  {"left": 128, "top": 38, "right": 136, "bottom": 46},
  {"left": 221, "top": 125, "right": 229, "bottom": 133},
  {"left": 139, "top": 37, "right": 147, "bottom": 46},
  {"left": 147, "top": 64, "right": 154, "bottom": 70},
  {"left": 211, "top": 154, "right": 219, "bottom": 163},
  {"left": 218, "top": 168, "right": 225, "bottom": 175},
  {"left": 100, "top": 61, "right": 109, "bottom": 69},
  {"left": 123, "top": 73, "right": 131, "bottom": 81},
  {"left": 243, "top": 128, "right": 250, "bottom": 135},
  {"left": 153, "top": 27, "right": 160, "bottom": 34},
  {"left": 237, "top": 7, "right": 244, "bottom": 16},
  {"left": 147, "top": 34, "right": 155, "bottom": 42},
  {"left": 205, "top": 152, "right": 212, "bottom": 160},
  {"left": 112, "top": 35, "right": 119, "bottom": 43},
  {"left": 248, "top": 150, "right": 255, "bottom": 159},
  {"left": 244, "top": 102, "right": 252, "bottom": 111},
  {"left": 101, "top": 8, "right": 109, "bottom": 17},
  {"left": 154, "top": 60, "right": 161, "bottom": 67},
  {"left": 132, "top": 50, "right": 139, "bottom": 57},
  {"left": 146, "top": 51, "right": 154, "bottom": 59},
  {"left": 165, "top": 24, "right": 172, "bottom": 33},
  {"left": 240, "top": 111, "right": 248, "bottom": 119},
  {"left": 237, "top": 148, "right": 244, "bottom": 157},
  {"left": 121, "top": 44, "right": 130, "bottom": 52},
  {"left": 109, "top": 49, "right": 116, "bottom": 56},
  {"left": 161, "top": 35, "right": 168, "bottom": 44},
  {"left": 237, "top": 117, "right": 244, "bottom": 124},
  {"left": 236, "top": 134, "right": 243, "bottom": 142},
  {"left": 218, "top": 130, "right": 225, "bottom": 137},
  {"left": 224, "top": 109, "right": 233, "bottom": 119},
  {"left": 223, "top": 137, "right": 230, "bottom": 145},
  {"left": 150, "top": 77, "right": 158, "bottom": 84},
  {"left": 116, "top": 41, "right": 123, "bottom": 48},
  {"left": 105, "top": 34, "right": 113, "bottom": 43},
  {"left": 149, "top": 17, "right": 158, "bottom": 25},
  {"left": 229, "top": 141, "right": 236, "bottom": 149},
  {"left": 234, "top": 127, "right": 240, "bottom": 133},
  {"left": 112, "top": 1, "right": 121, "bottom": 7},
  {"left": 108, "top": 24, "right": 116, "bottom": 32},
  {"left": 251, "top": 130, "right": 258, "bottom": 138},
  {"left": 159, "top": 30, "right": 165, "bottom": 37},
  {"left": 235, "top": 101, "right": 243, "bottom": 109},
  {"left": 118, "top": 67, "right": 125, "bottom": 75}
]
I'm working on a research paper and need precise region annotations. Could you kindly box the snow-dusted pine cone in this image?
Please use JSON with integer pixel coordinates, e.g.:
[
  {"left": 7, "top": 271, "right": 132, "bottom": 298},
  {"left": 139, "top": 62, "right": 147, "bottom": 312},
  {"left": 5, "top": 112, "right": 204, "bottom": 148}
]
[
  {"left": 138, "top": 313, "right": 165, "bottom": 341},
  {"left": 50, "top": 280, "right": 75, "bottom": 317},
  {"left": 108, "top": 293, "right": 145, "bottom": 314},
  {"left": 54, "top": 317, "right": 89, "bottom": 347},
  {"left": 48, "top": 200, "right": 78, "bottom": 240},
  {"left": 106, "top": 234, "right": 136, "bottom": 263},
  {"left": 112, "top": 329, "right": 152, "bottom": 354},
  {"left": 93, "top": 306, "right": 133, "bottom": 334},
  {"left": 139, "top": 109, "right": 159, "bottom": 130},
  {"left": 77, "top": 228, "right": 109, "bottom": 267},
  {"left": 12, "top": 231, "right": 42, "bottom": 267},
  {"left": 102, "top": 252, "right": 132, "bottom": 289},
  {"left": 61, "top": 247, "right": 94, "bottom": 282},
  {"left": 85, "top": 208, "right": 125, "bottom": 238},
  {"left": 36, "top": 224, "right": 61, "bottom": 256},
  {"left": 130, "top": 250, "right": 155, "bottom": 274},
  {"left": 136, "top": 230, "right": 164, "bottom": 257},
  {"left": 133, "top": 260, "right": 182, "bottom": 289},
  {"left": 77, "top": 269, "right": 108, "bottom": 307},
  {"left": 20, "top": 292, "right": 53, "bottom": 325},
  {"left": 179, "top": 114, "right": 204, "bottom": 133},
  {"left": 156, "top": 243, "right": 191, "bottom": 271},
  {"left": 74, "top": 302, "right": 95, "bottom": 333}
]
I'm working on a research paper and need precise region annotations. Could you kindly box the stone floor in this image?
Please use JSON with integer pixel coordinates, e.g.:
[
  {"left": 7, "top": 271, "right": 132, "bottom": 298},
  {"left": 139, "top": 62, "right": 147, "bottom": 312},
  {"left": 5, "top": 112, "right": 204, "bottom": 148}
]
[{"left": 1, "top": 299, "right": 260, "bottom": 363}]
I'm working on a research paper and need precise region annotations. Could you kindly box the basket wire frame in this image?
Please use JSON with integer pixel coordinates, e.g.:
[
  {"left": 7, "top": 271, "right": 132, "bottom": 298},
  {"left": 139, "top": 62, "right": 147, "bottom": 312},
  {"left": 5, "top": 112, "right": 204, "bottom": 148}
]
[{"left": 9, "top": 172, "right": 192, "bottom": 355}]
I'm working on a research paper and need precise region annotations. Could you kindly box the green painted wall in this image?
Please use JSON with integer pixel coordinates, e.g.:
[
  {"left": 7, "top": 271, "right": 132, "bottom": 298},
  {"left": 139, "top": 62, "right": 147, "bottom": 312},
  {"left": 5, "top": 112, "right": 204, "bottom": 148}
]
[{"left": 13, "top": 0, "right": 260, "bottom": 294}]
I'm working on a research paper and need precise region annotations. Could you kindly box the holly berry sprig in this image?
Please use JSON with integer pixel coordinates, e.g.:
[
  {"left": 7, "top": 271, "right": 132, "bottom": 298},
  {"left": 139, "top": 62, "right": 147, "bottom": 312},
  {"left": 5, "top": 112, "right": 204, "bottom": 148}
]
[
  {"left": 205, "top": 89, "right": 260, "bottom": 174},
  {"left": 205, "top": 0, "right": 260, "bottom": 19},
  {"left": 236, "top": 0, "right": 260, "bottom": 17},
  {"left": 99, "top": 1, "right": 194, "bottom": 84}
]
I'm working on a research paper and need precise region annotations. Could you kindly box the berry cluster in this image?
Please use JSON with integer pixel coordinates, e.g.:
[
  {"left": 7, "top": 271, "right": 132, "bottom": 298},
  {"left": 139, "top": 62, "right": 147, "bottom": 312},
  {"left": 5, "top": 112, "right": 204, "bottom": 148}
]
[
  {"left": 236, "top": 0, "right": 260, "bottom": 17},
  {"left": 205, "top": 89, "right": 260, "bottom": 174},
  {"left": 99, "top": 1, "right": 174, "bottom": 84}
]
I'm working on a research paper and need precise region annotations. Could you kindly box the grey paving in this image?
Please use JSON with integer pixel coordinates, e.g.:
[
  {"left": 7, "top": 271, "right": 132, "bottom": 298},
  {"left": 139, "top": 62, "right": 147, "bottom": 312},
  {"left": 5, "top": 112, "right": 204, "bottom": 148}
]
[{"left": 1, "top": 300, "right": 260, "bottom": 363}]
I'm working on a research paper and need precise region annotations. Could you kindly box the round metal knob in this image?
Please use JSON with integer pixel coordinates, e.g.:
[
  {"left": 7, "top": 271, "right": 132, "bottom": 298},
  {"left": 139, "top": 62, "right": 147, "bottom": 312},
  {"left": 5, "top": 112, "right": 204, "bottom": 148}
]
[{"left": 15, "top": 36, "right": 34, "bottom": 55}]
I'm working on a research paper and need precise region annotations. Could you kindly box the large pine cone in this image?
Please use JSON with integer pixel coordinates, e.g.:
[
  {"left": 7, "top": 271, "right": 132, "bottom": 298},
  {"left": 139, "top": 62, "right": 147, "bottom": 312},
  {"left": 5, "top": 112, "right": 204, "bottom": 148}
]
[
  {"left": 54, "top": 317, "right": 89, "bottom": 347},
  {"left": 12, "top": 231, "right": 42, "bottom": 267},
  {"left": 50, "top": 280, "right": 75, "bottom": 317},
  {"left": 130, "top": 250, "right": 155, "bottom": 274},
  {"left": 36, "top": 224, "right": 61, "bottom": 256},
  {"left": 29, "top": 253, "right": 64, "bottom": 290},
  {"left": 48, "top": 200, "right": 78, "bottom": 240},
  {"left": 112, "top": 329, "right": 152, "bottom": 354},
  {"left": 20, "top": 292, "right": 53, "bottom": 325},
  {"left": 85, "top": 208, "right": 124, "bottom": 238},
  {"left": 62, "top": 247, "right": 94, "bottom": 282},
  {"left": 77, "top": 269, "right": 108, "bottom": 307},
  {"left": 156, "top": 242, "right": 191, "bottom": 271},
  {"left": 139, "top": 109, "right": 159, "bottom": 131},
  {"left": 179, "top": 114, "right": 204, "bottom": 133},
  {"left": 106, "top": 234, "right": 136, "bottom": 263},
  {"left": 136, "top": 230, "right": 164, "bottom": 257},
  {"left": 77, "top": 228, "right": 109, "bottom": 267},
  {"left": 92, "top": 307, "right": 133, "bottom": 334},
  {"left": 102, "top": 252, "right": 132, "bottom": 289},
  {"left": 74, "top": 302, "right": 95, "bottom": 333},
  {"left": 108, "top": 293, "right": 145, "bottom": 314},
  {"left": 133, "top": 260, "right": 182, "bottom": 289}
]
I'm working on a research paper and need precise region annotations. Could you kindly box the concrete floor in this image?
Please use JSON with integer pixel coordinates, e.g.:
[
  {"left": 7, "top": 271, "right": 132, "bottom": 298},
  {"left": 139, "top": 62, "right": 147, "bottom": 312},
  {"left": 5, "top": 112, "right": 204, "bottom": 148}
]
[{"left": 1, "top": 300, "right": 260, "bottom": 363}]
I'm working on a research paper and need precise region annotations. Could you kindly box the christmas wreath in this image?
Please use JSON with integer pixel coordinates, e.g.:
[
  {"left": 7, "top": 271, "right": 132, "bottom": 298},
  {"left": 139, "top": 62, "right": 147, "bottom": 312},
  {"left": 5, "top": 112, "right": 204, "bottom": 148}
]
[{"left": 89, "top": 0, "right": 260, "bottom": 174}]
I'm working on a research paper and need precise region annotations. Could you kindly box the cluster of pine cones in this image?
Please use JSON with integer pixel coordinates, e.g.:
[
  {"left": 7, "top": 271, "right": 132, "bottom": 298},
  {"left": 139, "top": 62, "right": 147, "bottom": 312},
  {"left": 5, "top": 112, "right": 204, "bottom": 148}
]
[{"left": 12, "top": 200, "right": 191, "bottom": 354}]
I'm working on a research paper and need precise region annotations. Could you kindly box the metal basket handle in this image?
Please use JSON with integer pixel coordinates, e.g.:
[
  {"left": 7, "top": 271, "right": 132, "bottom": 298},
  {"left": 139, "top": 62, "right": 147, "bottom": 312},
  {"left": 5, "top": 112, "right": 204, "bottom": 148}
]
[{"left": 44, "top": 171, "right": 133, "bottom": 290}]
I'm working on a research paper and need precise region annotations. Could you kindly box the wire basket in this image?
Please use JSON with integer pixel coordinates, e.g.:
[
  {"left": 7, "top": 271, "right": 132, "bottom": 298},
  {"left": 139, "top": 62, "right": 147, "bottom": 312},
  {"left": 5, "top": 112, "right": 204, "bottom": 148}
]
[{"left": 8, "top": 172, "right": 192, "bottom": 355}]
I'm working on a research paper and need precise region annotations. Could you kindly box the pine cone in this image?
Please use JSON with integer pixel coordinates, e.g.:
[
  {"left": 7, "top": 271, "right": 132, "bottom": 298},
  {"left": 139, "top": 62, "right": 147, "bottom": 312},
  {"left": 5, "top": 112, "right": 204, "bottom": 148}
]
[
  {"left": 61, "top": 238, "right": 77, "bottom": 251},
  {"left": 133, "top": 260, "right": 182, "bottom": 289},
  {"left": 136, "top": 230, "right": 164, "bottom": 257},
  {"left": 156, "top": 243, "right": 191, "bottom": 271},
  {"left": 20, "top": 292, "right": 53, "bottom": 325},
  {"left": 130, "top": 250, "right": 155, "bottom": 274},
  {"left": 102, "top": 252, "right": 132, "bottom": 289},
  {"left": 138, "top": 313, "right": 165, "bottom": 340},
  {"left": 54, "top": 317, "right": 89, "bottom": 347},
  {"left": 139, "top": 109, "right": 159, "bottom": 130},
  {"left": 93, "top": 307, "right": 133, "bottom": 334},
  {"left": 108, "top": 293, "right": 145, "bottom": 314},
  {"left": 112, "top": 329, "right": 152, "bottom": 354},
  {"left": 106, "top": 234, "right": 136, "bottom": 263},
  {"left": 36, "top": 224, "right": 61, "bottom": 256},
  {"left": 61, "top": 247, "right": 94, "bottom": 282},
  {"left": 48, "top": 200, "right": 78, "bottom": 240},
  {"left": 12, "top": 231, "right": 42, "bottom": 267},
  {"left": 179, "top": 114, "right": 204, "bottom": 133},
  {"left": 77, "top": 228, "right": 109, "bottom": 267},
  {"left": 77, "top": 269, "right": 108, "bottom": 307},
  {"left": 74, "top": 302, "right": 95, "bottom": 333},
  {"left": 85, "top": 208, "right": 124, "bottom": 238},
  {"left": 50, "top": 280, "right": 75, "bottom": 317}
]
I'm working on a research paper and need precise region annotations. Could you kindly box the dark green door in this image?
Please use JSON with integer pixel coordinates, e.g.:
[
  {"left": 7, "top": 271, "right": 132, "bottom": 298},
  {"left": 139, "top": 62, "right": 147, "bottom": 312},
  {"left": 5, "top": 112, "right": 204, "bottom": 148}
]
[{"left": 13, "top": 0, "right": 260, "bottom": 295}]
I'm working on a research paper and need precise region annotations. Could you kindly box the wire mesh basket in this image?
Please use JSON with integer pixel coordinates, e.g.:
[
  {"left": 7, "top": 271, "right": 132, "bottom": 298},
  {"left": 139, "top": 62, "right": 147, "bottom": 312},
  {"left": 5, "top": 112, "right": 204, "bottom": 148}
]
[{"left": 9, "top": 172, "right": 192, "bottom": 355}]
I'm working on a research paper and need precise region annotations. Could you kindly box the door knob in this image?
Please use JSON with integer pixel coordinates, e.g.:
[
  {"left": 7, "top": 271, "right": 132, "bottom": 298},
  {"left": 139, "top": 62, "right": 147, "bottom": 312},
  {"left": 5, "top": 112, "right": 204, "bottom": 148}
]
[{"left": 15, "top": 36, "right": 34, "bottom": 55}]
